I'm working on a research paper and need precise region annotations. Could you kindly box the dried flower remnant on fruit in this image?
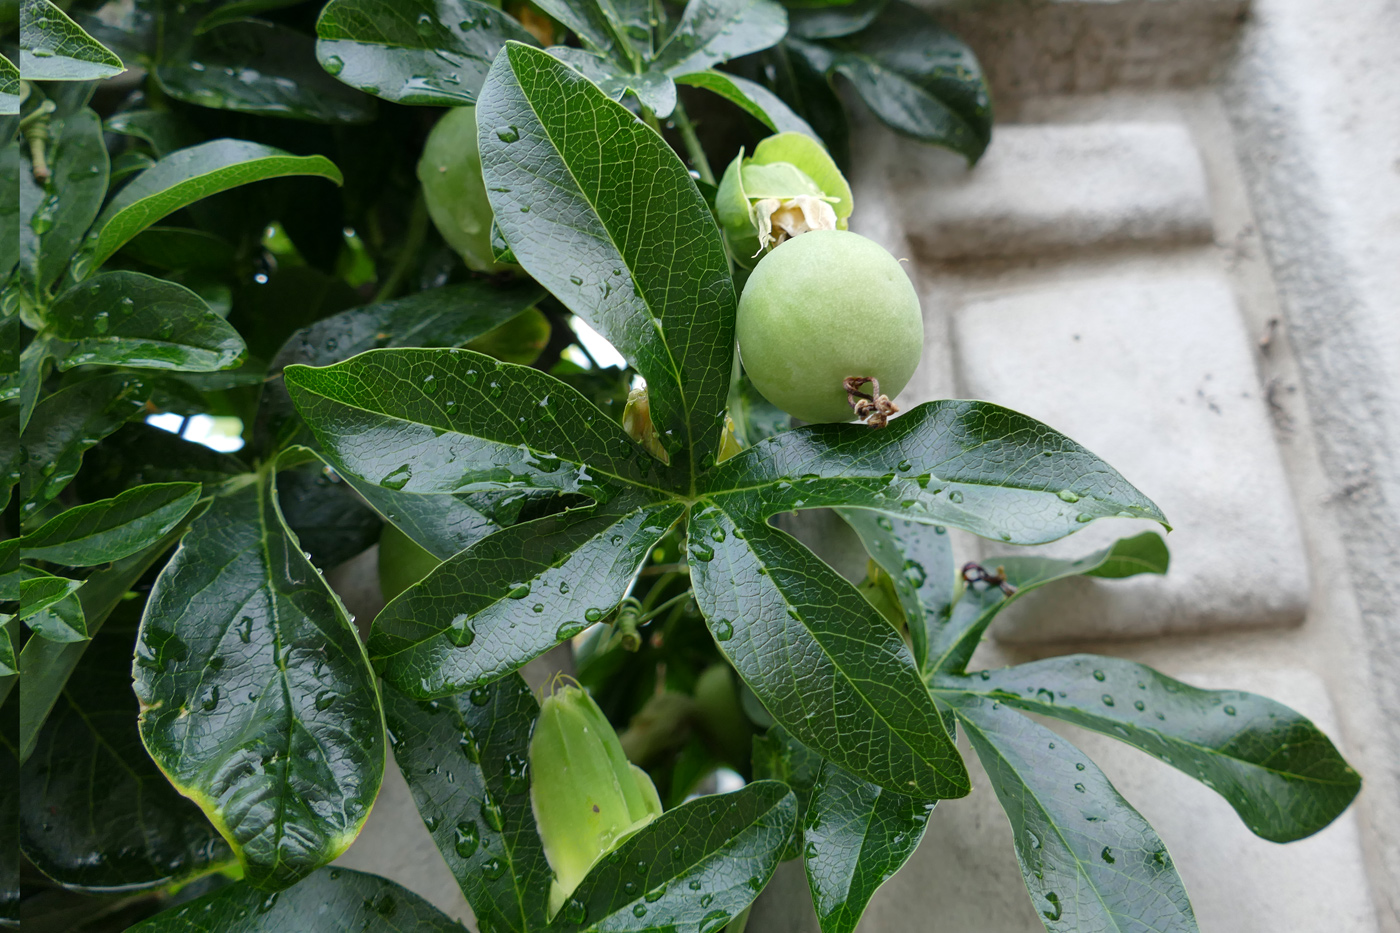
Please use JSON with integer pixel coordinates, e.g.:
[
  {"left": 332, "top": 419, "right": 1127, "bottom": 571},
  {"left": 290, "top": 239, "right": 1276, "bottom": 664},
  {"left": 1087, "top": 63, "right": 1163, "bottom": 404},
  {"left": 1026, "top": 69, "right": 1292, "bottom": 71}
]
[
  {"left": 717, "top": 132, "right": 853, "bottom": 264},
  {"left": 845, "top": 376, "right": 899, "bottom": 429},
  {"left": 961, "top": 561, "right": 1017, "bottom": 596},
  {"left": 753, "top": 195, "right": 838, "bottom": 253}
]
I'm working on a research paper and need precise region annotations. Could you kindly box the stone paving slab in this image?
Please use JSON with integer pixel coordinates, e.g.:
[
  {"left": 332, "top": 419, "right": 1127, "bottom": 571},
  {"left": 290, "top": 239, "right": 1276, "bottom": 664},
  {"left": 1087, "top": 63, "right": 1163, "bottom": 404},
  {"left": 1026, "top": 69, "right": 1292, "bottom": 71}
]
[
  {"left": 951, "top": 264, "right": 1310, "bottom": 640},
  {"left": 890, "top": 122, "right": 1212, "bottom": 262}
]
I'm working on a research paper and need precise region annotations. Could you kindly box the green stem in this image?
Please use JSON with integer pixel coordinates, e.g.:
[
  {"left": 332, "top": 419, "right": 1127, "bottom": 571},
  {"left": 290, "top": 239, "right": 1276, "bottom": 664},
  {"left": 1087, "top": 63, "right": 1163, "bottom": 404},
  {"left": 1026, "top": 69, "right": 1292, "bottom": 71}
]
[
  {"left": 671, "top": 100, "right": 715, "bottom": 186},
  {"left": 640, "top": 106, "right": 664, "bottom": 136},
  {"left": 372, "top": 193, "right": 428, "bottom": 303},
  {"left": 638, "top": 589, "right": 692, "bottom": 625}
]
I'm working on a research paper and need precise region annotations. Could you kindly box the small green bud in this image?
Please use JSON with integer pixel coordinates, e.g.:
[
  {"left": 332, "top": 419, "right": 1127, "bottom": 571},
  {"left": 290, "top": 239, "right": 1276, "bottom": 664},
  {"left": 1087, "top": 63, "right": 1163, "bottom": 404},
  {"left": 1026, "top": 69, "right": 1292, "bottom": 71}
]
[
  {"left": 716, "top": 132, "right": 854, "bottom": 263},
  {"left": 530, "top": 682, "right": 663, "bottom": 918},
  {"left": 417, "top": 106, "right": 514, "bottom": 275}
]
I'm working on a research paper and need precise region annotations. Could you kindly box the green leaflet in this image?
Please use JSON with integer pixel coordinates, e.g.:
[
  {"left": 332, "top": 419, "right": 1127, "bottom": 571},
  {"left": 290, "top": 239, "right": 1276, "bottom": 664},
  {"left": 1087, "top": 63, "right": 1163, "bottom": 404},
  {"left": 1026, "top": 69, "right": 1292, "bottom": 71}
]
[
  {"left": 547, "top": 46, "right": 677, "bottom": 116},
  {"left": 19, "top": 0, "right": 124, "bottom": 82},
  {"left": 552, "top": 781, "right": 797, "bottom": 932},
  {"left": 133, "top": 467, "right": 384, "bottom": 891},
  {"left": 529, "top": 0, "right": 634, "bottom": 64},
  {"left": 315, "top": 0, "right": 539, "bottom": 106},
  {"left": 751, "top": 724, "right": 823, "bottom": 860},
  {"left": 477, "top": 42, "right": 736, "bottom": 478},
  {"left": 936, "top": 655, "right": 1362, "bottom": 843},
  {"left": 18, "top": 571, "right": 87, "bottom": 643},
  {"left": 46, "top": 272, "right": 245, "bottom": 372},
  {"left": 20, "top": 613, "right": 233, "bottom": 892},
  {"left": 126, "top": 866, "right": 465, "bottom": 931},
  {"left": 1, "top": 142, "right": 20, "bottom": 277},
  {"left": 950, "top": 695, "right": 1200, "bottom": 933},
  {"left": 803, "top": 759, "right": 934, "bottom": 933},
  {"left": 687, "top": 503, "right": 968, "bottom": 799},
  {"left": 674, "top": 70, "right": 818, "bottom": 137},
  {"left": 78, "top": 140, "right": 344, "bottom": 275},
  {"left": 652, "top": 0, "right": 789, "bottom": 77},
  {"left": 17, "top": 108, "right": 108, "bottom": 296},
  {"left": 383, "top": 676, "right": 551, "bottom": 933}
]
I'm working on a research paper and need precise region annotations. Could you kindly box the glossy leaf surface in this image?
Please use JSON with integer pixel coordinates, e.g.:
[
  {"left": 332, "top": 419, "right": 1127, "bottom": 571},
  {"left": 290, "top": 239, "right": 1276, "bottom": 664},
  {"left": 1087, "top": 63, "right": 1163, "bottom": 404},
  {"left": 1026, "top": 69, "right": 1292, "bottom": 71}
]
[
  {"left": 127, "top": 866, "right": 465, "bottom": 931},
  {"left": 477, "top": 42, "right": 736, "bottom": 475},
  {"left": 47, "top": 272, "right": 245, "bottom": 371},
  {"left": 751, "top": 724, "right": 823, "bottom": 859},
  {"left": 19, "top": 0, "right": 124, "bottom": 81},
  {"left": 134, "top": 471, "right": 384, "bottom": 890},
  {"left": 528, "top": 0, "right": 630, "bottom": 62},
  {"left": 927, "top": 531, "right": 1169, "bottom": 676},
  {"left": 547, "top": 47, "right": 677, "bottom": 116},
  {"left": 937, "top": 655, "right": 1362, "bottom": 843},
  {"left": 652, "top": 0, "right": 788, "bottom": 77},
  {"left": 787, "top": 0, "right": 887, "bottom": 39},
  {"left": 315, "top": 0, "right": 538, "bottom": 106},
  {"left": 384, "top": 676, "right": 551, "bottom": 933},
  {"left": 19, "top": 572, "right": 87, "bottom": 643},
  {"left": 81, "top": 140, "right": 343, "bottom": 274},
  {"left": 803, "top": 760, "right": 934, "bottom": 933},
  {"left": 17, "top": 108, "right": 108, "bottom": 295},
  {"left": 674, "top": 70, "right": 816, "bottom": 136},
  {"left": 951, "top": 695, "right": 1199, "bottom": 933},
  {"left": 554, "top": 781, "right": 796, "bottom": 932},
  {"left": 687, "top": 504, "right": 968, "bottom": 799},
  {"left": 0, "top": 143, "right": 20, "bottom": 278},
  {"left": 20, "top": 614, "right": 232, "bottom": 891}
]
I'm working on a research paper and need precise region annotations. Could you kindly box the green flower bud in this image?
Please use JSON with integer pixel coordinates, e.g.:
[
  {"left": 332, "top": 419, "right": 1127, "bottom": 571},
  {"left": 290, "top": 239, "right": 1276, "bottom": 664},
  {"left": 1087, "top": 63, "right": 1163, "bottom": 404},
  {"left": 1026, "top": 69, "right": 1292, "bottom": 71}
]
[
  {"left": 417, "top": 106, "right": 514, "bottom": 275},
  {"left": 716, "top": 132, "right": 854, "bottom": 263},
  {"left": 530, "top": 682, "right": 663, "bottom": 918}
]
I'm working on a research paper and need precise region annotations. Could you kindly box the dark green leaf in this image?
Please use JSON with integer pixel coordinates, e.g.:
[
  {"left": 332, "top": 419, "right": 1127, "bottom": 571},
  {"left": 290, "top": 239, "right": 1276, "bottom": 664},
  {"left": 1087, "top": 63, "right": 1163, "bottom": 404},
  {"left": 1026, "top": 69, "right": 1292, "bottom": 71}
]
[
  {"left": 529, "top": 0, "right": 631, "bottom": 63},
  {"left": 765, "top": 40, "right": 849, "bottom": 166},
  {"left": 275, "top": 464, "right": 382, "bottom": 570},
  {"left": 751, "top": 724, "right": 822, "bottom": 859},
  {"left": 727, "top": 372, "right": 790, "bottom": 448},
  {"left": 383, "top": 676, "right": 551, "bottom": 933},
  {"left": 554, "top": 781, "right": 797, "bottom": 932},
  {"left": 46, "top": 272, "right": 246, "bottom": 372},
  {"left": 315, "top": 0, "right": 538, "bottom": 106},
  {"left": 0, "top": 702, "right": 17, "bottom": 927},
  {"left": 1, "top": 143, "right": 20, "bottom": 277},
  {"left": 371, "top": 494, "right": 682, "bottom": 697},
  {"left": 949, "top": 694, "right": 1199, "bottom": 933},
  {"left": 195, "top": 0, "right": 309, "bottom": 35},
  {"left": 119, "top": 227, "right": 237, "bottom": 273},
  {"left": 687, "top": 503, "right": 969, "bottom": 799},
  {"left": 127, "top": 866, "right": 466, "bottom": 932},
  {"left": 786, "top": 0, "right": 885, "bottom": 39},
  {"left": 20, "top": 482, "right": 200, "bottom": 566},
  {"left": 79, "top": 140, "right": 344, "bottom": 275},
  {"left": 927, "top": 532, "right": 1169, "bottom": 676},
  {"left": 652, "top": 0, "right": 789, "bottom": 77},
  {"left": 77, "top": 423, "right": 247, "bottom": 500},
  {"left": 674, "top": 70, "right": 816, "bottom": 136},
  {"left": 339, "top": 475, "right": 512, "bottom": 561},
  {"left": 701, "top": 401, "right": 1168, "bottom": 546},
  {"left": 105, "top": 110, "right": 202, "bottom": 159},
  {"left": 17, "top": 108, "right": 108, "bottom": 295},
  {"left": 797, "top": 1, "right": 992, "bottom": 162},
  {"left": 547, "top": 46, "right": 676, "bottom": 116},
  {"left": 837, "top": 509, "right": 953, "bottom": 673},
  {"left": 18, "top": 373, "right": 150, "bottom": 523},
  {"left": 133, "top": 468, "right": 385, "bottom": 890},
  {"left": 803, "top": 760, "right": 933, "bottom": 933},
  {"left": 20, "top": 616, "right": 233, "bottom": 891},
  {"left": 155, "top": 20, "right": 374, "bottom": 124},
  {"left": 19, "top": 518, "right": 190, "bottom": 762},
  {"left": 19, "top": 0, "right": 124, "bottom": 81},
  {"left": 936, "top": 655, "right": 1362, "bottom": 843},
  {"left": 286, "top": 347, "right": 661, "bottom": 496},
  {"left": 478, "top": 42, "right": 737, "bottom": 477},
  {"left": 18, "top": 571, "right": 87, "bottom": 642}
]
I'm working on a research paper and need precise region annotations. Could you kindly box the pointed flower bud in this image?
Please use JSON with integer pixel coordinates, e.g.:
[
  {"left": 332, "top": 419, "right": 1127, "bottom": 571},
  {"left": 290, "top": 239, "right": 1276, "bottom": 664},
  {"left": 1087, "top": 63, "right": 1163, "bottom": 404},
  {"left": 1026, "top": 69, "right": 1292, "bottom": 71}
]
[
  {"left": 530, "top": 682, "right": 663, "bottom": 918},
  {"left": 717, "top": 132, "right": 854, "bottom": 263}
]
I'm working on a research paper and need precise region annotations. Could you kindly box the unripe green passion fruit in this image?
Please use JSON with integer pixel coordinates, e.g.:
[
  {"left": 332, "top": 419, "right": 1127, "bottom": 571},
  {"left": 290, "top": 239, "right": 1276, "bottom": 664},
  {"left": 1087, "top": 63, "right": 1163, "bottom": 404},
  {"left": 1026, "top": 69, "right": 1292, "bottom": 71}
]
[
  {"left": 417, "top": 105, "right": 513, "bottom": 275},
  {"left": 736, "top": 230, "right": 923, "bottom": 424}
]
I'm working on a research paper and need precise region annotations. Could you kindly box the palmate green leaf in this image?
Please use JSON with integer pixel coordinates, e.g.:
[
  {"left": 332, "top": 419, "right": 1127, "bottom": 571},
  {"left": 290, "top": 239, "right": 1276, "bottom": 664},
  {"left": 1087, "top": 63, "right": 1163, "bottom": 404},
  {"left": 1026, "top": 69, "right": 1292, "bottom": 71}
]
[
  {"left": 793, "top": 0, "right": 991, "bottom": 163},
  {"left": 651, "top": 0, "right": 789, "bottom": 77},
  {"left": 78, "top": 140, "right": 344, "bottom": 275},
  {"left": 17, "top": 107, "right": 108, "bottom": 295},
  {"left": 134, "top": 467, "right": 385, "bottom": 891},
  {"left": 46, "top": 272, "right": 246, "bottom": 372},
  {"left": 127, "top": 866, "right": 465, "bottom": 932},
  {"left": 21, "top": 482, "right": 201, "bottom": 566},
  {"left": 837, "top": 509, "right": 953, "bottom": 673},
  {"left": 803, "top": 760, "right": 934, "bottom": 933},
  {"left": 478, "top": 42, "right": 737, "bottom": 477},
  {"left": 687, "top": 504, "right": 967, "bottom": 799},
  {"left": 315, "top": 0, "right": 538, "bottom": 106},
  {"left": 927, "top": 531, "right": 1169, "bottom": 676},
  {"left": 701, "top": 401, "right": 1167, "bottom": 545},
  {"left": 546, "top": 46, "right": 677, "bottom": 116},
  {"left": 275, "top": 464, "right": 383, "bottom": 571},
  {"left": 371, "top": 494, "right": 683, "bottom": 697},
  {"left": 936, "top": 655, "right": 1362, "bottom": 843},
  {"left": 674, "top": 70, "right": 817, "bottom": 137},
  {"left": 20, "top": 615, "right": 233, "bottom": 892},
  {"left": 155, "top": 20, "right": 374, "bottom": 124},
  {"left": 342, "top": 476, "right": 517, "bottom": 561},
  {"left": 383, "top": 676, "right": 551, "bottom": 933},
  {"left": 949, "top": 694, "right": 1199, "bottom": 933},
  {"left": 553, "top": 781, "right": 797, "bottom": 933},
  {"left": 18, "top": 373, "right": 149, "bottom": 523},
  {"left": 19, "top": 517, "right": 192, "bottom": 762},
  {"left": 19, "top": 0, "right": 124, "bottom": 81}
]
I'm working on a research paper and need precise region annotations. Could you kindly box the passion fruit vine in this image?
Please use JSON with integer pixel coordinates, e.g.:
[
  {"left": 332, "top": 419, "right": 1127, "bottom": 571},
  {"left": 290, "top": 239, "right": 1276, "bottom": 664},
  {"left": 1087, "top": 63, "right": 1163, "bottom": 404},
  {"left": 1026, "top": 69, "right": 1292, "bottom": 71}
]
[{"left": 736, "top": 229, "right": 923, "bottom": 425}]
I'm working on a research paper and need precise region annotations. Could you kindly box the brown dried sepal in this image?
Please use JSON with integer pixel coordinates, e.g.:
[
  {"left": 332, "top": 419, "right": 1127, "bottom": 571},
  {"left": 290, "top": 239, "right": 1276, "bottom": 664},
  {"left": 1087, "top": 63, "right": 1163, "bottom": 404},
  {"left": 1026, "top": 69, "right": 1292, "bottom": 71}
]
[{"left": 844, "top": 376, "right": 899, "bottom": 429}]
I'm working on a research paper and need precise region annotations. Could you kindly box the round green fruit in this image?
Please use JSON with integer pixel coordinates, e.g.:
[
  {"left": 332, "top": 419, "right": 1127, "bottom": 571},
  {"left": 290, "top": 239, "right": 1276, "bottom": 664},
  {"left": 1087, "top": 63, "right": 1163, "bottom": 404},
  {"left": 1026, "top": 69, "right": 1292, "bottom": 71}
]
[
  {"left": 736, "top": 230, "right": 923, "bottom": 424},
  {"left": 417, "top": 105, "right": 512, "bottom": 274},
  {"left": 377, "top": 522, "right": 441, "bottom": 602}
]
